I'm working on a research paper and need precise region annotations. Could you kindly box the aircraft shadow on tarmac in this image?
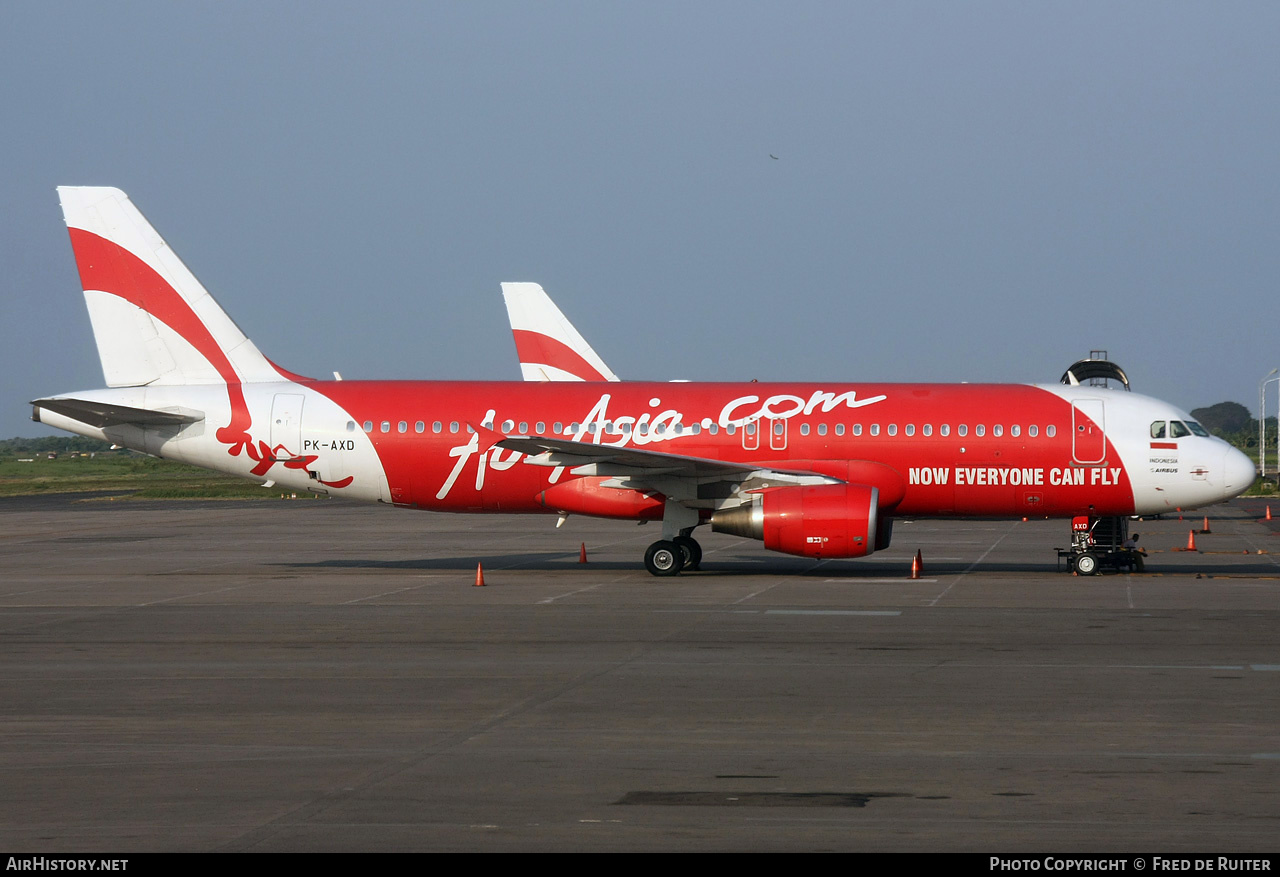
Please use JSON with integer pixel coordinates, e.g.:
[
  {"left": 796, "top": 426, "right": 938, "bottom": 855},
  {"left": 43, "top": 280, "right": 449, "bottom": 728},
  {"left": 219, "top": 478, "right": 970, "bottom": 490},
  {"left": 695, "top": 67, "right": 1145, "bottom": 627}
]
[{"left": 278, "top": 553, "right": 1278, "bottom": 577}]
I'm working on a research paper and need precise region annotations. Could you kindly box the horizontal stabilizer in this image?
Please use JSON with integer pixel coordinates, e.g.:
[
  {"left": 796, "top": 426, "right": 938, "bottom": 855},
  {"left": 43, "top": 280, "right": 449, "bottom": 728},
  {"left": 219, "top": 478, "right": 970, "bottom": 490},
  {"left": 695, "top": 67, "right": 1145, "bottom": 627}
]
[{"left": 31, "top": 397, "right": 204, "bottom": 429}]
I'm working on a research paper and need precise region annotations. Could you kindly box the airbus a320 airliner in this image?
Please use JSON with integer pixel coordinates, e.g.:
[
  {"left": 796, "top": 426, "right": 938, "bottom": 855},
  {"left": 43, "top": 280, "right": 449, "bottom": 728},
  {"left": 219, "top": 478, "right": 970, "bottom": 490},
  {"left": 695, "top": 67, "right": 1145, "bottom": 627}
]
[{"left": 33, "top": 188, "right": 1255, "bottom": 575}]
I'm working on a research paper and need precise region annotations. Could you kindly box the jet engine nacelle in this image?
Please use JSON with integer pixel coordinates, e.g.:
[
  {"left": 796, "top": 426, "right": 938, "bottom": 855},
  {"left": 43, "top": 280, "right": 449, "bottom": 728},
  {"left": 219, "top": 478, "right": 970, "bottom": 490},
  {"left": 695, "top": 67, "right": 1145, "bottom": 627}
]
[{"left": 712, "top": 483, "right": 882, "bottom": 559}]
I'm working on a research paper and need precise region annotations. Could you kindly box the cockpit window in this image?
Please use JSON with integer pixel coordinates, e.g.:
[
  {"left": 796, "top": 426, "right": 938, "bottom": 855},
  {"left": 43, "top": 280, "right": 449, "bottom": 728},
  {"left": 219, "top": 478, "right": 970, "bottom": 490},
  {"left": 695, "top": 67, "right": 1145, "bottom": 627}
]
[
  {"left": 1187, "top": 421, "right": 1209, "bottom": 437},
  {"left": 1170, "top": 421, "right": 1192, "bottom": 439},
  {"left": 1150, "top": 421, "right": 1166, "bottom": 439}
]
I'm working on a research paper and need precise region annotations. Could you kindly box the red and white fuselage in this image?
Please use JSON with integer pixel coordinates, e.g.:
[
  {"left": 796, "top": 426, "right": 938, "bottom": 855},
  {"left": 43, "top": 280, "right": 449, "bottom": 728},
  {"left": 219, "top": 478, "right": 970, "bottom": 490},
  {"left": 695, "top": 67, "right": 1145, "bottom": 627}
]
[{"left": 34, "top": 188, "right": 1255, "bottom": 574}]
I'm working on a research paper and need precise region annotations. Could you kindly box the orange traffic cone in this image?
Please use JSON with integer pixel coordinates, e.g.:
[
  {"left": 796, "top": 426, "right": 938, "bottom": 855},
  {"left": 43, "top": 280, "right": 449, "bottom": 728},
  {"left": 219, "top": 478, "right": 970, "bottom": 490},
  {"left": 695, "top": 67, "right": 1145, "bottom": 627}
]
[
  {"left": 1267, "top": 505, "right": 1273, "bottom": 521},
  {"left": 579, "top": 542, "right": 588, "bottom": 564},
  {"left": 910, "top": 550, "right": 923, "bottom": 580},
  {"left": 1186, "top": 530, "right": 1197, "bottom": 551},
  {"left": 474, "top": 563, "right": 486, "bottom": 587},
  {"left": 1200, "top": 516, "right": 1211, "bottom": 534}
]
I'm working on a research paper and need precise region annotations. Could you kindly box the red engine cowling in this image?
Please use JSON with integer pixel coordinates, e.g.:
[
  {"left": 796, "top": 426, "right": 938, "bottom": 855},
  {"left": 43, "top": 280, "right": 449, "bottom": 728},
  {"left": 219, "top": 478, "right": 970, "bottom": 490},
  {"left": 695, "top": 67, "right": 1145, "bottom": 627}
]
[{"left": 712, "top": 484, "right": 881, "bottom": 558}]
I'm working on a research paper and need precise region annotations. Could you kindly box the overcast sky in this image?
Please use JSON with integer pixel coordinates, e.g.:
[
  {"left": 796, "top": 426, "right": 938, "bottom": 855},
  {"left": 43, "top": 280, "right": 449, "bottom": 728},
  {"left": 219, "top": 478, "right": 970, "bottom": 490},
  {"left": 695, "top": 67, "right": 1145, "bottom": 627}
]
[{"left": 3, "top": 2, "right": 1278, "bottom": 438}]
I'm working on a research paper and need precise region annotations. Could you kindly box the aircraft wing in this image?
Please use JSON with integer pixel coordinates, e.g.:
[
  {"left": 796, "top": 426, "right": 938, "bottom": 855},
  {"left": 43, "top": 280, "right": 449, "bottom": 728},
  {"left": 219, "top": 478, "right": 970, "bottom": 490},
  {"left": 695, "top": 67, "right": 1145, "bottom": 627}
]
[
  {"left": 479, "top": 426, "right": 840, "bottom": 504},
  {"left": 31, "top": 398, "right": 204, "bottom": 429}
]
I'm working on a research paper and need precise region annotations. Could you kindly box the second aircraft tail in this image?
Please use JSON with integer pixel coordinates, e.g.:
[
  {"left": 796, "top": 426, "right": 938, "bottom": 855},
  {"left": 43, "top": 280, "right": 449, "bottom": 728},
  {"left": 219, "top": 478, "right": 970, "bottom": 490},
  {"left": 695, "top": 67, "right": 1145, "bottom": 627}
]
[{"left": 501, "top": 282, "right": 620, "bottom": 382}]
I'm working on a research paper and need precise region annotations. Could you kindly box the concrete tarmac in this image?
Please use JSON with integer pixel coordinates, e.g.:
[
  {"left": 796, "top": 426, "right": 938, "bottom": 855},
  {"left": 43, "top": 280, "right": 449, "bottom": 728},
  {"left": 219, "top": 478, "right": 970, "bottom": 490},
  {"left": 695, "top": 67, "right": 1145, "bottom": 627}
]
[{"left": 1, "top": 493, "right": 1277, "bottom": 852}]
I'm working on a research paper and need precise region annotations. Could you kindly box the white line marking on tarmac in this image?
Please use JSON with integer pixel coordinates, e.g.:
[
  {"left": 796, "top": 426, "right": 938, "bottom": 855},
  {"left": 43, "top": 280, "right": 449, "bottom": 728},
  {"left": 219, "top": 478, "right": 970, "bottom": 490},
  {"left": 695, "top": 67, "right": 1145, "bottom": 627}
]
[
  {"left": 928, "top": 521, "right": 1020, "bottom": 607},
  {"left": 342, "top": 579, "right": 447, "bottom": 604},
  {"left": 538, "top": 578, "right": 628, "bottom": 604}
]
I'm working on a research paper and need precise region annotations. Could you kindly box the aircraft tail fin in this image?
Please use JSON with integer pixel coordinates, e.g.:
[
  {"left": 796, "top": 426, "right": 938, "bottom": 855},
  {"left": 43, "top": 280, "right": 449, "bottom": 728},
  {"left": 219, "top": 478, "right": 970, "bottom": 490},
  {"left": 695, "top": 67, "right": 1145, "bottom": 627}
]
[
  {"left": 57, "top": 186, "right": 289, "bottom": 388},
  {"left": 501, "top": 282, "right": 620, "bottom": 382}
]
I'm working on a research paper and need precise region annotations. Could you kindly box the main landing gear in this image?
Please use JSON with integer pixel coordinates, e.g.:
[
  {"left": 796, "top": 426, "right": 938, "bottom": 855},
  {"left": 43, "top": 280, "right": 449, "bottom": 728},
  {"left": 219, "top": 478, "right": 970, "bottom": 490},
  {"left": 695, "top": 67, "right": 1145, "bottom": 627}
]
[
  {"left": 642, "top": 500, "right": 703, "bottom": 576},
  {"left": 643, "top": 535, "right": 703, "bottom": 576}
]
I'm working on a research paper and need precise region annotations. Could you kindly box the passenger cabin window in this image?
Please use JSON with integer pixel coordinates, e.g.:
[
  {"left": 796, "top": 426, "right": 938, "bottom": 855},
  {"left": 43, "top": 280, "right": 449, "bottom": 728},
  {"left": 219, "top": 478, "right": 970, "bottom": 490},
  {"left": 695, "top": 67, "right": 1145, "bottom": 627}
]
[
  {"left": 1010, "top": 425, "right": 1020, "bottom": 437},
  {"left": 887, "top": 424, "right": 897, "bottom": 436},
  {"left": 870, "top": 424, "right": 880, "bottom": 436},
  {"left": 380, "top": 421, "right": 390, "bottom": 433},
  {"left": 940, "top": 424, "right": 950, "bottom": 436},
  {"left": 1046, "top": 425, "right": 1056, "bottom": 437},
  {"left": 1028, "top": 425, "right": 1038, "bottom": 437},
  {"left": 851, "top": 424, "right": 861, "bottom": 436},
  {"left": 957, "top": 425, "right": 967, "bottom": 437},
  {"left": 800, "top": 423, "right": 810, "bottom": 436},
  {"left": 536, "top": 422, "right": 545, "bottom": 434},
  {"left": 975, "top": 425, "right": 985, "bottom": 437},
  {"left": 993, "top": 425, "right": 1003, "bottom": 437},
  {"left": 451, "top": 422, "right": 460, "bottom": 433},
  {"left": 398, "top": 421, "right": 407, "bottom": 433},
  {"left": 415, "top": 421, "right": 425, "bottom": 433},
  {"left": 363, "top": 421, "right": 373, "bottom": 433},
  {"left": 817, "top": 424, "right": 827, "bottom": 436},
  {"left": 346, "top": 421, "right": 356, "bottom": 432},
  {"left": 922, "top": 424, "right": 932, "bottom": 436},
  {"left": 432, "top": 421, "right": 442, "bottom": 433}
]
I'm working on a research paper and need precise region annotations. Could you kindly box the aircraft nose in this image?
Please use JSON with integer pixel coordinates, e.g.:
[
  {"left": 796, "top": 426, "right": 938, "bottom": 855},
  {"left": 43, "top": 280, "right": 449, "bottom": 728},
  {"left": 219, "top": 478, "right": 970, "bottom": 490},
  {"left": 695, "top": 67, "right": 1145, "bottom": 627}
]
[{"left": 1222, "top": 445, "right": 1257, "bottom": 495}]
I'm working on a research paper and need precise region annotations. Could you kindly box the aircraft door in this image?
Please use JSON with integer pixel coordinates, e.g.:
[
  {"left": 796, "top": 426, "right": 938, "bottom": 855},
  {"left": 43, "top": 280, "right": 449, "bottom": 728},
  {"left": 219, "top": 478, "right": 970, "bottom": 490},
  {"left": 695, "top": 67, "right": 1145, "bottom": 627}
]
[
  {"left": 769, "top": 417, "right": 787, "bottom": 451},
  {"left": 270, "top": 393, "right": 305, "bottom": 457},
  {"left": 742, "top": 419, "right": 760, "bottom": 451},
  {"left": 1072, "top": 399, "right": 1106, "bottom": 464}
]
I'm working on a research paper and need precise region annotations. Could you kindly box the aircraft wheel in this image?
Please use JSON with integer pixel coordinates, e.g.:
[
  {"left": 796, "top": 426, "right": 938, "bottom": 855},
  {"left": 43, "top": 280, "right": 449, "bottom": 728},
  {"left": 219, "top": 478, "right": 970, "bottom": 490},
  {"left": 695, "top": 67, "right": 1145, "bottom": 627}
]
[
  {"left": 673, "top": 536, "right": 702, "bottom": 571},
  {"left": 1073, "top": 553, "right": 1099, "bottom": 576},
  {"left": 644, "top": 540, "right": 684, "bottom": 576}
]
